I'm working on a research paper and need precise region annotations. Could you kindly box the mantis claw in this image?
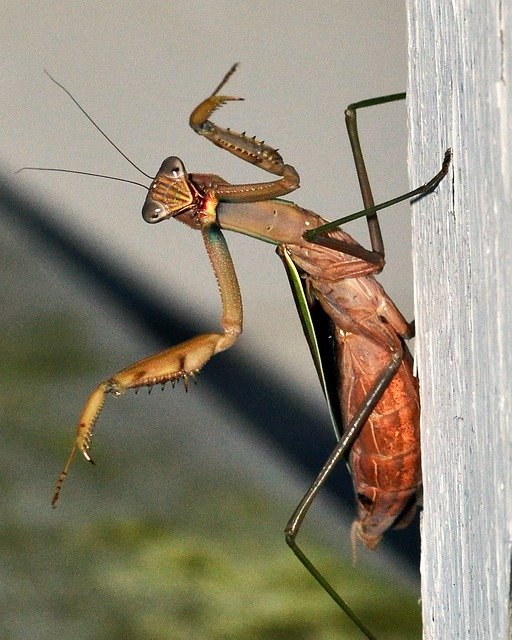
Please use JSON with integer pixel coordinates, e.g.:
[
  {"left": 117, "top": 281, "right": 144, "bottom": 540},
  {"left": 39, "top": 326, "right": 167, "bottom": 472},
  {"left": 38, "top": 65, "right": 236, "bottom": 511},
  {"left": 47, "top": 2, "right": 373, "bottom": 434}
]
[
  {"left": 189, "top": 95, "right": 243, "bottom": 132},
  {"left": 189, "top": 62, "right": 243, "bottom": 131},
  {"left": 82, "top": 450, "right": 94, "bottom": 464}
]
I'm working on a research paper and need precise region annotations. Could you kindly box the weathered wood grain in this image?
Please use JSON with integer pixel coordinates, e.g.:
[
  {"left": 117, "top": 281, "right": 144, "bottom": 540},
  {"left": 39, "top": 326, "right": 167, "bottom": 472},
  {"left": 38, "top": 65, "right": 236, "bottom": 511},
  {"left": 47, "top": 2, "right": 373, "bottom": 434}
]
[{"left": 407, "top": 1, "right": 512, "bottom": 638}]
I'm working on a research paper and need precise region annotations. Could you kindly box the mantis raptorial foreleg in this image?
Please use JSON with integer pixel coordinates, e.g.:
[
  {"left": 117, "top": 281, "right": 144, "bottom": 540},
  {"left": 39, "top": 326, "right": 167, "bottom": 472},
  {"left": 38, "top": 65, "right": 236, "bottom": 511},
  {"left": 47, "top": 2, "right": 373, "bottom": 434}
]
[
  {"left": 52, "top": 220, "right": 242, "bottom": 506},
  {"left": 189, "top": 63, "right": 300, "bottom": 202},
  {"left": 53, "top": 67, "right": 303, "bottom": 506}
]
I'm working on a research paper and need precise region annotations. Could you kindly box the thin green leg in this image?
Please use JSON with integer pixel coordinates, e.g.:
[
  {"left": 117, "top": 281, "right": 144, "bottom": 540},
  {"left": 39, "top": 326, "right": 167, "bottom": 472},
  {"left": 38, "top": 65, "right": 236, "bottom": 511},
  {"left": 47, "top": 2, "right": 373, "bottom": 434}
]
[
  {"left": 285, "top": 353, "right": 403, "bottom": 640},
  {"left": 304, "top": 90, "right": 450, "bottom": 246},
  {"left": 304, "top": 149, "right": 451, "bottom": 242}
]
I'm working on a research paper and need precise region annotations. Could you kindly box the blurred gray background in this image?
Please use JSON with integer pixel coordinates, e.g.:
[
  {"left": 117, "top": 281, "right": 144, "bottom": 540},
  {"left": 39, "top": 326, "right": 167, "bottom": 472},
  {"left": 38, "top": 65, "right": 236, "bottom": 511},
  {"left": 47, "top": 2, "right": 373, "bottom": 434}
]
[
  {"left": 3, "top": 1, "right": 411, "bottom": 354},
  {"left": 0, "top": 3, "right": 421, "bottom": 639}
]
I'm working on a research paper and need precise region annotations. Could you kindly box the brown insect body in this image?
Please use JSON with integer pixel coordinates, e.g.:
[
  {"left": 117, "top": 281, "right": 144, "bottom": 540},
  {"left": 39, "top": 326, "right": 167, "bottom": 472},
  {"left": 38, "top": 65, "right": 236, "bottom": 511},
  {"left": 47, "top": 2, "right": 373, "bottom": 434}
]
[
  {"left": 216, "top": 195, "right": 421, "bottom": 547},
  {"left": 288, "top": 225, "right": 421, "bottom": 548}
]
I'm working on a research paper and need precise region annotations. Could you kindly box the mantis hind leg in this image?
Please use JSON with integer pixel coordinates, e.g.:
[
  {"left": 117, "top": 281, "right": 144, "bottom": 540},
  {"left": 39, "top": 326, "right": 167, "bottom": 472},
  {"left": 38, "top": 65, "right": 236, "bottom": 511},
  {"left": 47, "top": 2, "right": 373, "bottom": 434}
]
[{"left": 284, "top": 350, "right": 404, "bottom": 640}]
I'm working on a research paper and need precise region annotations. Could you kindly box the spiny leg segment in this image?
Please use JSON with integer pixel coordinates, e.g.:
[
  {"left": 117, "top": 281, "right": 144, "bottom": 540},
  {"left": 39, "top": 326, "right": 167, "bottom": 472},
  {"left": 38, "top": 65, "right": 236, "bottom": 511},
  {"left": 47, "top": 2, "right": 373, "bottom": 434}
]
[{"left": 53, "top": 220, "right": 242, "bottom": 506}]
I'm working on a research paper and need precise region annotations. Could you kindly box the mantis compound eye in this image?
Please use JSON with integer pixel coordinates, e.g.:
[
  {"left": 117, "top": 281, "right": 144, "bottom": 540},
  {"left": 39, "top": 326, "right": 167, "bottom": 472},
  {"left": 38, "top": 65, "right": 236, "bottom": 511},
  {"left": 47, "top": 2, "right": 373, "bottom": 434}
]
[
  {"left": 142, "top": 198, "right": 166, "bottom": 223},
  {"left": 160, "top": 156, "right": 186, "bottom": 179}
]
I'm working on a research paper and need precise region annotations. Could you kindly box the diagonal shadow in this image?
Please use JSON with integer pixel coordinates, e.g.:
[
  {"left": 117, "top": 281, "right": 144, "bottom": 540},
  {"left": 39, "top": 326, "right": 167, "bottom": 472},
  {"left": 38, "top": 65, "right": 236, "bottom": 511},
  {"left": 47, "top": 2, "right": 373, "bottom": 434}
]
[{"left": 0, "top": 173, "right": 420, "bottom": 567}]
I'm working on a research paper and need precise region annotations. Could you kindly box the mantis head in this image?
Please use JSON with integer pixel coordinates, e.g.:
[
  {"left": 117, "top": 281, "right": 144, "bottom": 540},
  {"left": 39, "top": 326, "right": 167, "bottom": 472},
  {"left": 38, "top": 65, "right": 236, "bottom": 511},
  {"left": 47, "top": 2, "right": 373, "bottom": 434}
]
[{"left": 142, "top": 156, "right": 197, "bottom": 224}]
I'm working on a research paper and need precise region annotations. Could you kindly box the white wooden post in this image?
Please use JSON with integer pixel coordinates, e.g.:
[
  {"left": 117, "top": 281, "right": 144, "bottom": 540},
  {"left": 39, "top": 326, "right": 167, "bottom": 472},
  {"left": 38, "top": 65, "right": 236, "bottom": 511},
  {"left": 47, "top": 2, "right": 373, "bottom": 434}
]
[{"left": 407, "top": 1, "right": 512, "bottom": 638}]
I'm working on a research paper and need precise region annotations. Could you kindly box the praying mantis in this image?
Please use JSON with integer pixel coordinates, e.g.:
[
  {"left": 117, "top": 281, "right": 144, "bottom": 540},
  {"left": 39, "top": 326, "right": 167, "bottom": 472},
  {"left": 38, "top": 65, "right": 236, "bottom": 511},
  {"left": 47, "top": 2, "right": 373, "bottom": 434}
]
[{"left": 32, "top": 65, "right": 450, "bottom": 639}]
